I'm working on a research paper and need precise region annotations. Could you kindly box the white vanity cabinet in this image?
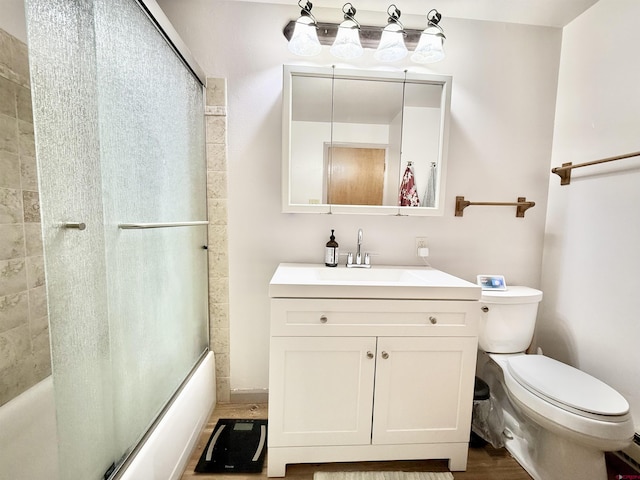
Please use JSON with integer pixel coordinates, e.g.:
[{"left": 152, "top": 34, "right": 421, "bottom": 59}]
[{"left": 267, "top": 296, "right": 479, "bottom": 477}]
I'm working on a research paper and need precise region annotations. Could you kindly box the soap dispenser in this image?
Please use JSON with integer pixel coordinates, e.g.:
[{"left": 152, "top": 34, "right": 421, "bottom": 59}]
[{"left": 325, "top": 230, "right": 339, "bottom": 267}]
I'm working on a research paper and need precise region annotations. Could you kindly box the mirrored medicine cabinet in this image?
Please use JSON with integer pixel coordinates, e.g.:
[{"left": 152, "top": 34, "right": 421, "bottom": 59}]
[{"left": 282, "top": 65, "right": 452, "bottom": 215}]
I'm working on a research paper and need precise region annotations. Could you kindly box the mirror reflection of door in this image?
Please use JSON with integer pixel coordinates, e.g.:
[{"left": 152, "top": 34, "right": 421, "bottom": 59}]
[{"left": 326, "top": 146, "right": 386, "bottom": 205}]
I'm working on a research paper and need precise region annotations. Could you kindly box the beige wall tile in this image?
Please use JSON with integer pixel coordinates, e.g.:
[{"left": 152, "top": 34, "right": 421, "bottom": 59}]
[
  {"left": 204, "top": 77, "right": 229, "bottom": 400},
  {"left": 0, "top": 114, "right": 17, "bottom": 154},
  {"left": 207, "top": 198, "right": 228, "bottom": 225},
  {"left": 19, "top": 155, "right": 38, "bottom": 191},
  {"left": 0, "top": 76, "right": 16, "bottom": 118},
  {"left": 207, "top": 251, "right": 229, "bottom": 277},
  {"left": 216, "top": 376, "right": 230, "bottom": 403},
  {"left": 206, "top": 143, "right": 226, "bottom": 172},
  {"left": 0, "top": 323, "right": 30, "bottom": 371},
  {"left": 18, "top": 120, "right": 34, "bottom": 157},
  {"left": 208, "top": 277, "right": 229, "bottom": 304},
  {"left": 0, "top": 28, "right": 48, "bottom": 408},
  {"left": 0, "top": 259, "right": 27, "bottom": 296},
  {"left": 29, "top": 312, "right": 49, "bottom": 343},
  {"left": 26, "top": 255, "right": 45, "bottom": 289},
  {"left": 16, "top": 85, "right": 32, "bottom": 123},
  {"left": 207, "top": 224, "right": 228, "bottom": 252},
  {"left": 0, "top": 291, "right": 28, "bottom": 332},
  {"left": 0, "top": 151, "right": 20, "bottom": 188},
  {"left": 209, "top": 302, "right": 229, "bottom": 329},
  {"left": 0, "top": 187, "right": 22, "bottom": 223},
  {"left": 205, "top": 78, "right": 226, "bottom": 107},
  {"left": 206, "top": 170, "right": 227, "bottom": 199},
  {"left": 9, "top": 38, "right": 29, "bottom": 87},
  {"left": 205, "top": 116, "right": 226, "bottom": 144},
  {"left": 22, "top": 190, "right": 40, "bottom": 222},
  {"left": 211, "top": 326, "right": 229, "bottom": 353},
  {"left": 0, "top": 224, "right": 25, "bottom": 260},
  {"left": 24, "top": 223, "right": 43, "bottom": 256},
  {"left": 214, "top": 352, "right": 230, "bottom": 378},
  {"left": 28, "top": 286, "right": 48, "bottom": 319},
  {"left": 0, "top": 30, "right": 12, "bottom": 76}
]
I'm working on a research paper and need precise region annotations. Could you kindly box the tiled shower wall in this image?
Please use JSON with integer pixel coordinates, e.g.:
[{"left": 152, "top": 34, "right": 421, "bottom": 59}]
[
  {"left": 205, "top": 77, "right": 230, "bottom": 402},
  {"left": 0, "top": 27, "right": 50, "bottom": 407}
]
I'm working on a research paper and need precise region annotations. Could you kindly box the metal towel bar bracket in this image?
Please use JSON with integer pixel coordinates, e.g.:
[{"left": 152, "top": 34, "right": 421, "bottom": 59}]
[
  {"left": 551, "top": 150, "right": 640, "bottom": 185},
  {"left": 118, "top": 221, "right": 209, "bottom": 229},
  {"left": 455, "top": 196, "right": 535, "bottom": 218}
]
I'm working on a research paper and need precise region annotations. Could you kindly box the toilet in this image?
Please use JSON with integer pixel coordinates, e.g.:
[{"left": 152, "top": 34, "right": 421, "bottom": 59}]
[{"left": 476, "top": 286, "right": 634, "bottom": 480}]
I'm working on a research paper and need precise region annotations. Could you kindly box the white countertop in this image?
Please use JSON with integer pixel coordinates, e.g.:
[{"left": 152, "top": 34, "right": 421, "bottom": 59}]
[{"left": 269, "top": 263, "right": 481, "bottom": 300}]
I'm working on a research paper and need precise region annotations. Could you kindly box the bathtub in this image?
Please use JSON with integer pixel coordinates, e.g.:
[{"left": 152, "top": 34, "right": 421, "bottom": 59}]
[
  {"left": 0, "top": 351, "right": 216, "bottom": 480},
  {"left": 0, "top": 376, "right": 59, "bottom": 480}
]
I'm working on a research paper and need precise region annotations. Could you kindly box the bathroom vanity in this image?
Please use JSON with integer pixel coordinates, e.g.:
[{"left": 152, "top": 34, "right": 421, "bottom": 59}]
[{"left": 267, "top": 264, "right": 481, "bottom": 476}]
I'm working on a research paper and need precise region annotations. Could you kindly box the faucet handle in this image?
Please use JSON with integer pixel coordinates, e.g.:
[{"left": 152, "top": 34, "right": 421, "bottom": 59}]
[
  {"left": 347, "top": 252, "right": 354, "bottom": 265},
  {"left": 364, "top": 253, "right": 370, "bottom": 265}
]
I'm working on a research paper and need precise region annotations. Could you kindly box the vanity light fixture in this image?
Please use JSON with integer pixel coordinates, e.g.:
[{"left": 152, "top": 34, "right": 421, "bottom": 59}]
[
  {"left": 287, "top": 0, "right": 322, "bottom": 56},
  {"left": 373, "top": 5, "right": 408, "bottom": 62},
  {"left": 411, "top": 9, "right": 446, "bottom": 64},
  {"left": 283, "top": 3, "right": 447, "bottom": 64},
  {"left": 330, "top": 3, "right": 363, "bottom": 60}
]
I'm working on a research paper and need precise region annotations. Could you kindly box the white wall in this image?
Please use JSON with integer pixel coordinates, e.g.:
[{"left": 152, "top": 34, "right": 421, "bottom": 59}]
[
  {"left": 156, "top": 0, "right": 561, "bottom": 392},
  {"left": 537, "top": 0, "right": 640, "bottom": 428}
]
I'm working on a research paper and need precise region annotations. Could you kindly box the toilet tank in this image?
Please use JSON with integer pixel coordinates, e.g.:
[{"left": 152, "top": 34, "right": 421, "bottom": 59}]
[{"left": 478, "top": 286, "right": 543, "bottom": 353}]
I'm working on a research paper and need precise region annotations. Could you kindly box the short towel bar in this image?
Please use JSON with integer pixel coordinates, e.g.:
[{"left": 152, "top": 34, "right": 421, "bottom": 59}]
[{"left": 455, "top": 196, "right": 535, "bottom": 218}]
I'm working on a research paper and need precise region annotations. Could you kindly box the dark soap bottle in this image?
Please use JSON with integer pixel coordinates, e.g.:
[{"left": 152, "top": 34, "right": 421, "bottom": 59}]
[{"left": 325, "top": 230, "right": 339, "bottom": 267}]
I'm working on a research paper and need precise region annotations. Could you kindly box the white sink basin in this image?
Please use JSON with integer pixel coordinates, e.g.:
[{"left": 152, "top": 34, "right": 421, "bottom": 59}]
[{"left": 269, "top": 263, "right": 481, "bottom": 300}]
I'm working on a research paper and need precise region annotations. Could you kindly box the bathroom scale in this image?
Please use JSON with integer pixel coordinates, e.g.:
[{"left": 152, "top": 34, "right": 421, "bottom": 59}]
[{"left": 194, "top": 418, "right": 268, "bottom": 473}]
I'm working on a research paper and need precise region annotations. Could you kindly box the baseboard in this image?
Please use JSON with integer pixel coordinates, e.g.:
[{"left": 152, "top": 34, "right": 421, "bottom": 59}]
[{"left": 230, "top": 389, "right": 269, "bottom": 404}]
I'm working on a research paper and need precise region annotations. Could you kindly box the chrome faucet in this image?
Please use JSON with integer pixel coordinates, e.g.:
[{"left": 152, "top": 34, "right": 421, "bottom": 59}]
[{"left": 347, "top": 228, "right": 371, "bottom": 268}]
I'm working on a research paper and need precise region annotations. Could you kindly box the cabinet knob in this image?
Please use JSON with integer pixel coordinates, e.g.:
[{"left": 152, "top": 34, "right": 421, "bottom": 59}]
[
  {"left": 366, "top": 351, "right": 374, "bottom": 359},
  {"left": 481, "top": 306, "right": 489, "bottom": 313},
  {"left": 381, "top": 351, "right": 389, "bottom": 359},
  {"left": 319, "top": 315, "right": 328, "bottom": 323},
  {"left": 429, "top": 316, "right": 437, "bottom": 324}
]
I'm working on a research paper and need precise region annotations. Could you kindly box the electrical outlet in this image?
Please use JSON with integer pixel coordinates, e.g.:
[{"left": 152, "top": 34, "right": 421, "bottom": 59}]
[{"left": 415, "top": 237, "right": 428, "bottom": 250}]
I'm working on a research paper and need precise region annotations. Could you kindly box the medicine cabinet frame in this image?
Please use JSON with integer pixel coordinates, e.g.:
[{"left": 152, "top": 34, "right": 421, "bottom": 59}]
[{"left": 282, "top": 65, "right": 452, "bottom": 216}]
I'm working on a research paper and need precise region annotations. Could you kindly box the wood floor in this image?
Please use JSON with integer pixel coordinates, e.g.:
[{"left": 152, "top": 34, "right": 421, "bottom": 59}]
[{"left": 180, "top": 403, "right": 637, "bottom": 480}]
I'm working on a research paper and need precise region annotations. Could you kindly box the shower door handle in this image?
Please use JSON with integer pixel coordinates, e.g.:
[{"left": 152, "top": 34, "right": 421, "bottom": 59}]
[{"left": 63, "top": 222, "right": 86, "bottom": 230}]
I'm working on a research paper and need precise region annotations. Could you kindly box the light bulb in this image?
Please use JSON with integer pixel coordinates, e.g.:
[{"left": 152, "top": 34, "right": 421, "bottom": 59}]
[
  {"left": 288, "top": 16, "right": 322, "bottom": 56},
  {"left": 374, "top": 23, "right": 408, "bottom": 62},
  {"left": 411, "top": 31, "right": 445, "bottom": 63},
  {"left": 330, "top": 19, "right": 363, "bottom": 59}
]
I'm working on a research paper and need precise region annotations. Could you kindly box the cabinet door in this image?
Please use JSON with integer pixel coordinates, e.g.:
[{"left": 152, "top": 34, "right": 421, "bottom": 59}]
[
  {"left": 269, "top": 336, "right": 376, "bottom": 447},
  {"left": 372, "top": 336, "right": 477, "bottom": 444}
]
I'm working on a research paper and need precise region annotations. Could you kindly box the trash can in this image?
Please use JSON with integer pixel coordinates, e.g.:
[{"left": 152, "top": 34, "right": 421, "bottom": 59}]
[
  {"left": 470, "top": 375, "right": 505, "bottom": 448},
  {"left": 470, "top": 376, "right": 490, "bottom": 447}
]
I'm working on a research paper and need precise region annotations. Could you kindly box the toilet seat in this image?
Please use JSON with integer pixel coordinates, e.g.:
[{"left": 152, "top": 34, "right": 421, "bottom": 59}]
[{"left": 507, "top": 355, "right": 630, "bottom": 422}]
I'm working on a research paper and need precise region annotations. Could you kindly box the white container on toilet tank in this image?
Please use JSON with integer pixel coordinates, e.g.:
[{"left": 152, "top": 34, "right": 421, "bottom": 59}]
[{"left": 478, "top": 286, "right": 542, "bottom": 353}]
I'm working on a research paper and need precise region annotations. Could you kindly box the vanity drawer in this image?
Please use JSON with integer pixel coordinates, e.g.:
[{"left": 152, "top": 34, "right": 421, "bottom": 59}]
[{"left": 271, "top": 298, "right": 479, "bottom": 337}]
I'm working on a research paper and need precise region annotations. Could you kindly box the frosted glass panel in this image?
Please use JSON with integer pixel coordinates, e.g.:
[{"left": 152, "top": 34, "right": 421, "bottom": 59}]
[
  {"left": 93, "top": 0, "right": 207, "bottom": 457},
  {"left": 24, "top": 1, "right": 116, "bottom": 478},
  {"left": 26, "top": 0, "right": 208, "bottom": 478}
]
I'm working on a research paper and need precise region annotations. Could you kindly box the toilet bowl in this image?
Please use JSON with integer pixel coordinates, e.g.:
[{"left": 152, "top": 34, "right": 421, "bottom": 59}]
[{"left": 477, "top": 286, "right": 634, "bottom": 480}]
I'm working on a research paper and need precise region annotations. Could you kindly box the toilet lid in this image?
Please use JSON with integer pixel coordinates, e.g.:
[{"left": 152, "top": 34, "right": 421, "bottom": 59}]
[{"left": 507, "top": 355, "right": 629, "bottom": 417}]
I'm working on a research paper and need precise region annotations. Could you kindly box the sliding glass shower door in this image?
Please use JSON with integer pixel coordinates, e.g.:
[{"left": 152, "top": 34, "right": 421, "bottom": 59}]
[{"left": 25, "top": 0, "right": 208, "bottom": 478}]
